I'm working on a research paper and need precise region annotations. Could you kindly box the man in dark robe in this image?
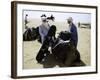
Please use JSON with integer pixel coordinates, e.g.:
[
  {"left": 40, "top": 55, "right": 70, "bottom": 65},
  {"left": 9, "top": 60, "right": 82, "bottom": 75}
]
[{"left": 67, "top": 17, "right": 78, "bottom": 48}]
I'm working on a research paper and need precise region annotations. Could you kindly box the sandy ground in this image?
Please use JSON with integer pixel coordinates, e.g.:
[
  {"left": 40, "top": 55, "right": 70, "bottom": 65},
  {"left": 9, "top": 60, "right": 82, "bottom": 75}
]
[{"left": 23, "top": 19, "right": 91, "bottom": 69}]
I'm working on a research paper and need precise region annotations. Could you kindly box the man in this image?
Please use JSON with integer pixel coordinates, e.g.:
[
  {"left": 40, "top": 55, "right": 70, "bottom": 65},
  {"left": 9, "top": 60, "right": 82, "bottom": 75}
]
[
  {"left": 67, "top": 17, "right": 78, "bottom": 48},
  {"left": 25, "top": 14, "right": 28, "bottom": 29},
  {"left": 36, "top": 14, "right": 57, "bottom": 63},
  {"left": 36, "top": 14, "right": 51, "bottom": 63},
  {"left": 39, "top": 14, "right": 50, "bottom": 44}
]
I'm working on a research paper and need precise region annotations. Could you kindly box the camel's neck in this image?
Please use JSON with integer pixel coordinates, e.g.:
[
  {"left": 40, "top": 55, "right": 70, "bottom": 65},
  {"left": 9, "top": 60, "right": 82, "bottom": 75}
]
[
  {"left": 51, "top": 38, "right": 60, "bottom": 49},
  {"left": 51, "top": 38, "right": 70, "bottom": 50}
]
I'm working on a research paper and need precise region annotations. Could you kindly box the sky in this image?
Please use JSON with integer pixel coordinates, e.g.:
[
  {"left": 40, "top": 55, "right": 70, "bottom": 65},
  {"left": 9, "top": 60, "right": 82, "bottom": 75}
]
[{"left": 23, "top": 10, "right": 91, "bottom": 23}]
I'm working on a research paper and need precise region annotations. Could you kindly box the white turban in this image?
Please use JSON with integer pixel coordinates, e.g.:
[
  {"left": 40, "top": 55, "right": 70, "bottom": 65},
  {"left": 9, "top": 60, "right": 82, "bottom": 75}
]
[{"left": 67, "top": 17, "right": 73, "bottom": 22}]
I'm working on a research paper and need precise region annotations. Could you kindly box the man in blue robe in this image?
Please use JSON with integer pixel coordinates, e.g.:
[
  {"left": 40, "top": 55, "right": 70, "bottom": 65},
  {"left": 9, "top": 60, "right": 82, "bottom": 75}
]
[{"left": 67, "top": 17, "right": 78, "bottom": 48}]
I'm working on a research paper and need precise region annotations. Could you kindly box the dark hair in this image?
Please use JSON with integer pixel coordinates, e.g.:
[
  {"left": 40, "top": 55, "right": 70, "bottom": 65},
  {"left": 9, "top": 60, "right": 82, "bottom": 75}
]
[
  {"left": 26, "top": 14, "right": 28, "bottom": 16},
  {"left": 41, "top": 14, "right": 46, "bottom": 17},
  {"left": 47, "top": 15, "right": 55, "bottom": 21}
]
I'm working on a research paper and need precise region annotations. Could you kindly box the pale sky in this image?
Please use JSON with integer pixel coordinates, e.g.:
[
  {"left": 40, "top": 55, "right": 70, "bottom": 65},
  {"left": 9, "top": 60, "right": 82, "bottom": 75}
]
[{"left": 23, "top": 10, "right": 91, "bottom": 23}]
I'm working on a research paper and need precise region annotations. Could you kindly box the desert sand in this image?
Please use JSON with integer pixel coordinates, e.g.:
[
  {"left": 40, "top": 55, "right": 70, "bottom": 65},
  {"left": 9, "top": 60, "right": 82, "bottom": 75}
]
[{"left": 23, "top": 19, "right": 91, "bottom": 69}]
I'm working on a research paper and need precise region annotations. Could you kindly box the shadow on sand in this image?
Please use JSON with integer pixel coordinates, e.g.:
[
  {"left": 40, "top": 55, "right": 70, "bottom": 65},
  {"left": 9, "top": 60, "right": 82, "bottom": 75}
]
[{"left": 40, "top": 54, "right": 86, "bottom": 68}]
